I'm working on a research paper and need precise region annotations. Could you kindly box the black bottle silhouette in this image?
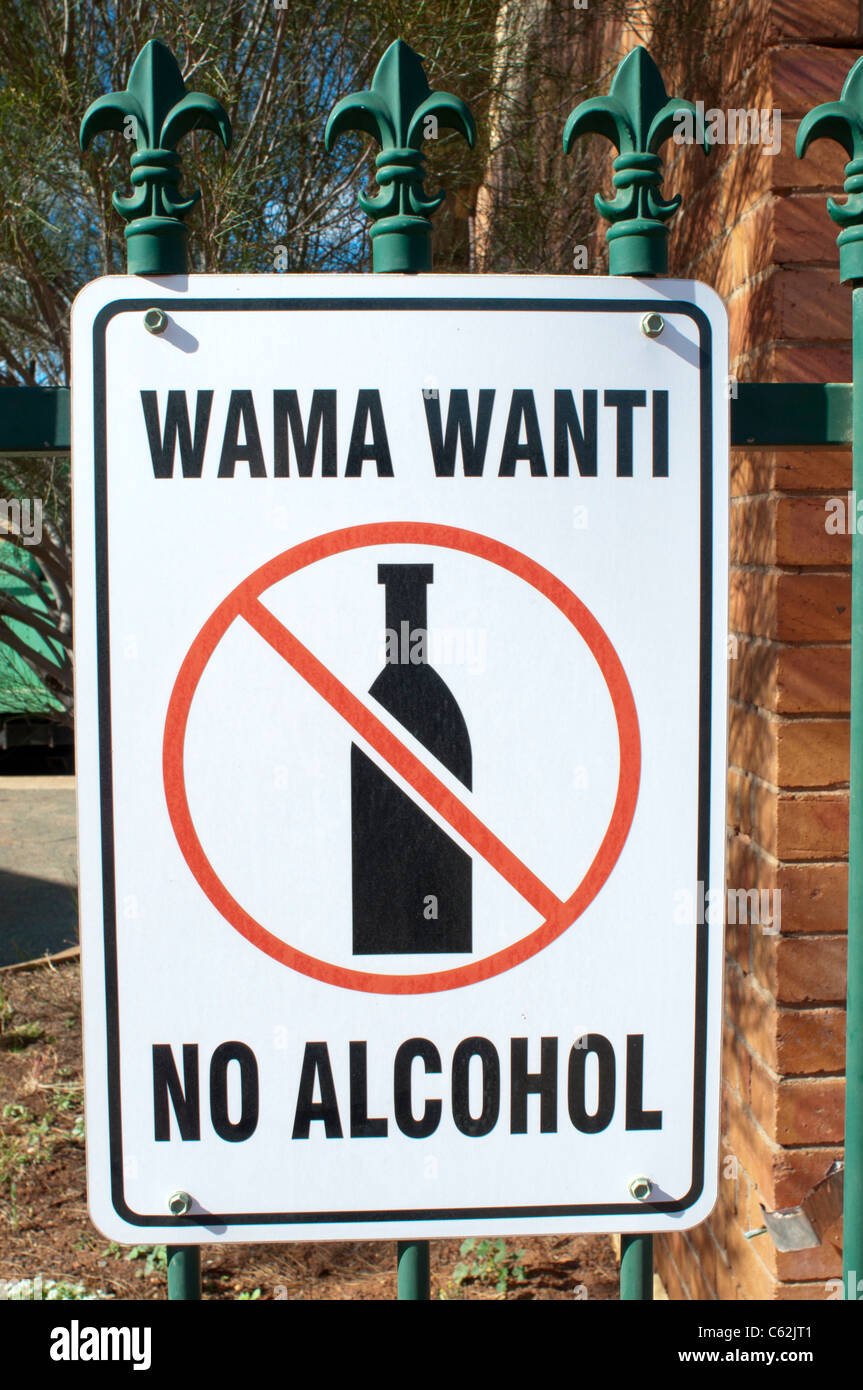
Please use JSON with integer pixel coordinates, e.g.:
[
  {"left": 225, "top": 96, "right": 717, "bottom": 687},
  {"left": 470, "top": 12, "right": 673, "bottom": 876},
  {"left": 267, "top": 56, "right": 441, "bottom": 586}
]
[{"left": 351, "top": 563, "right": 472, "bottom": 954}]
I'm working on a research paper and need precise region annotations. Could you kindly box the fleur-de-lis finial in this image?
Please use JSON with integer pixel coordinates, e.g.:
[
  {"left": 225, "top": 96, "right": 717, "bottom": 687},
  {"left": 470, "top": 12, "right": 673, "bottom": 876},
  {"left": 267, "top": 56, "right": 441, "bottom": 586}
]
[
  {"left": 797, "top": 57, "right": 863, "bottom": 283},
  {"left": 563, "top": 47, "right": 707, "bottom": 276},
  {"left": 80, "top": 38, "right": 231, "bottom": 275},
  {"left": 325, "top": 39, "right": 475, "bottom": 273}
]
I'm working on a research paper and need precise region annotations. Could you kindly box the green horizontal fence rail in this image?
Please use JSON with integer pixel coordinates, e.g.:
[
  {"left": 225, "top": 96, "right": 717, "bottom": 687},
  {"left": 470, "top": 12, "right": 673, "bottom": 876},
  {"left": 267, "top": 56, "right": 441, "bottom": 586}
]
[
  {"left": 732, "top": 383, "right": 852, "bottom": 446},
  {"left": 2, "top": 33, "right": 861, "bottom": 1305},
  {"left": 0, "top": 388, "right": 71, "bottom": 455},
  {"left": 2, "top": 382, "right": 854, "bottom": 458}
]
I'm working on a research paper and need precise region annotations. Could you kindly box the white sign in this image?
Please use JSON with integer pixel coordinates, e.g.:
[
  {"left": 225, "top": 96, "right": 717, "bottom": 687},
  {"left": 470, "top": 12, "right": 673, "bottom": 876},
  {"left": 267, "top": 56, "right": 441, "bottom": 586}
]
[{"left": 72, "top": 274, "right": 728, "bottom": 1242}]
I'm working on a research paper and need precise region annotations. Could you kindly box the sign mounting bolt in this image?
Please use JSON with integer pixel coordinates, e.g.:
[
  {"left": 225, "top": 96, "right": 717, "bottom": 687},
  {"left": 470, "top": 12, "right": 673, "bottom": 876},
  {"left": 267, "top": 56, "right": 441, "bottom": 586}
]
[
  {"left": 144, "top": 308, "right": 168, "bottom": 335},
  {"left": 640, "top": 312, "right": 664, "bottom": 338},
  {"left": 168, "top": 1189, "right": 192, "bottom": 1216},
  {"left": 628, "top": 1176, "right": 652, "bottom": 1201}
]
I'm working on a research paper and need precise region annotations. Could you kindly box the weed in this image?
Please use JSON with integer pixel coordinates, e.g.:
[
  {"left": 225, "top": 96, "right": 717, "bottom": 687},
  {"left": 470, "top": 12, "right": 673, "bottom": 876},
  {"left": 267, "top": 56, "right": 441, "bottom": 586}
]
[
  {"left": 0, "top": 1112, "right": 39, "bottom": 1188},
  {"left": 42, "top": 1279, "right": 104, "bottom": 1300},
  {"left": 0, "top": 1081, "right": 85, "bottom": 1189},
  {"left": 125, "top": 1245, "right": 167, "bottom": 1277},
  {"left": 50, "top": 1084, "right": 83, "bottom": 1115},
  {"left": 0, "top": 1022, "right": 44, "bottom": 1052},
  {"left": 0, "top": 982, "right": 47, "bottom": 1050},
  {"left": 236, "top": 1288, "right": 262, "bottom": 1300},
  {"left": 3, "top": 1277, "right": 108, "bottom": 1300},
  {"left": 2, "top": 1104, "right": 35, "bottom": 1123},
  {"left": 452, "top": 1238, "right": 527, "bottom": 1296}
]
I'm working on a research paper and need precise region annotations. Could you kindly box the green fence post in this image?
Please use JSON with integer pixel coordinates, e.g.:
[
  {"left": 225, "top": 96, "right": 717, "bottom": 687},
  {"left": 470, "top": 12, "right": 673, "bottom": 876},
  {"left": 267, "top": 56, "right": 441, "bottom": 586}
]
[
  {"left": 397, "top": 1240, "right": 431, "bottom": 1300},
  {"left": 563, "top": 46, "right": 707, "bottom": 277},
  {"left": 325, "top": 38, "right": 475, "bottom": 274},
  {"left": 80, "top": 37, "right": 230, "bottom": 276},
  {"left": 79, "top": 39, "right": 229, "bottom": 1299},
  {"left": 326, "top": 40, "right": 474, "bottom": 1298},
  {"left": 620, "top": 1234, "right": 654, "bottom": 1301},
  {"left": 565, "top": 46, "right": 709, "bottom": 1300},
  {"left": 798, "top": 58, "right": 863, "bottom": 1300},
  {"left": 166, "top": 1246, "right": 202, "bottom": 1301}
]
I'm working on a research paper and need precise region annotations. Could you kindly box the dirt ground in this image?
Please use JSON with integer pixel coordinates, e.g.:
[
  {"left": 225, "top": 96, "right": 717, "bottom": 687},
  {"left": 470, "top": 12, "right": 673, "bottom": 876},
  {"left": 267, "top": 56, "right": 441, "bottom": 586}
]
[{"left": 0, "top": 956, "right": 620, "bottom": 1301}]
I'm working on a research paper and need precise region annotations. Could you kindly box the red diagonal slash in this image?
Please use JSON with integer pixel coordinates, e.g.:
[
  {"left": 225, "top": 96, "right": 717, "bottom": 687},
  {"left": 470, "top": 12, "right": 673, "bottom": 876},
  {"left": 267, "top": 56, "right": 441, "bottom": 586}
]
[
  {"left": 243, "top": 597, "right": 562, "bottom": 922},
  {"left": 163, "top": 522, "right": 640, "bottom": 994}
]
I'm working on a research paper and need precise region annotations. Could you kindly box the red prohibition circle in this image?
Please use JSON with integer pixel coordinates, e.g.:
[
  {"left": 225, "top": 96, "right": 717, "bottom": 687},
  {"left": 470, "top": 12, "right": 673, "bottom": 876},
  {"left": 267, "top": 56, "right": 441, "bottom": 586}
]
[{"left": 163, "top": 523, "right": 641, "bottom": 994}]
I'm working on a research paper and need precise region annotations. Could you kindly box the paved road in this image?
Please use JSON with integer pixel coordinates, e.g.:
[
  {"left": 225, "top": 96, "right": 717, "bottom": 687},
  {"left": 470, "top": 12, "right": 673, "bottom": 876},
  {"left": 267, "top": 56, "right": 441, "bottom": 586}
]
[{"left": 0, "top": 777, "right": 78, "bottom": 966}]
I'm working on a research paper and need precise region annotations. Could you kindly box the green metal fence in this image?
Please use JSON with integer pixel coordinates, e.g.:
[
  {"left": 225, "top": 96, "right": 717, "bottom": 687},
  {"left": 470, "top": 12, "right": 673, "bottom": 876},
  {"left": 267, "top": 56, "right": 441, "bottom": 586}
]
[{"left": 1, "top": 33, "right": 860, "bottom": 1303}]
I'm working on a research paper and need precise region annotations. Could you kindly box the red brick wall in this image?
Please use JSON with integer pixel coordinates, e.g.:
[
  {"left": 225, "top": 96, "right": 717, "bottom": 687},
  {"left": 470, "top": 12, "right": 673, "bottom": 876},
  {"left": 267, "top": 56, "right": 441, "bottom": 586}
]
[{"left": 653, "top": 0, "right": 859, "bottom": 1299}]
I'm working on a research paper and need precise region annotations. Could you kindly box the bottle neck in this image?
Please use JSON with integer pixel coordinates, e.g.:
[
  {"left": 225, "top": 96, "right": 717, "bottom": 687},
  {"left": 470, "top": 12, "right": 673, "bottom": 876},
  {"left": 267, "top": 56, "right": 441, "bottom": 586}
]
[{"left": 379, "top": 563, "right": 433, "bottom": 664}]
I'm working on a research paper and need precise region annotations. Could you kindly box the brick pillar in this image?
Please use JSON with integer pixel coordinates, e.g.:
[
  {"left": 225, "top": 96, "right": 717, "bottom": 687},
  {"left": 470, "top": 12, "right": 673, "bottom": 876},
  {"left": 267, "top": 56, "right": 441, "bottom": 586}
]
[{"left": 654, "top": 2, "right": 860, "bottom": 1299}]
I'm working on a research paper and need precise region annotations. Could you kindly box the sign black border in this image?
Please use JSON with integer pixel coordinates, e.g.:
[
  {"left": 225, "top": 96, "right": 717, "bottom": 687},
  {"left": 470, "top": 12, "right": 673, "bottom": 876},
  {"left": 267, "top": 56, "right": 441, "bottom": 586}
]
[{"left": 89, "top": 293, "right": 716, "bottom": 1231}]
